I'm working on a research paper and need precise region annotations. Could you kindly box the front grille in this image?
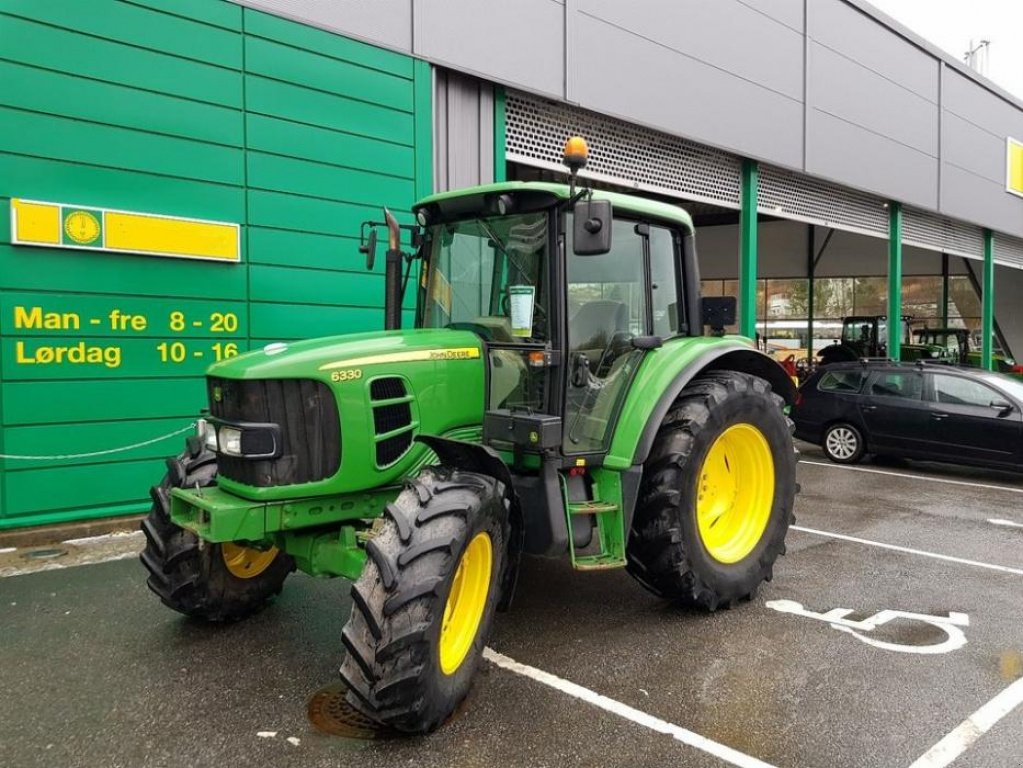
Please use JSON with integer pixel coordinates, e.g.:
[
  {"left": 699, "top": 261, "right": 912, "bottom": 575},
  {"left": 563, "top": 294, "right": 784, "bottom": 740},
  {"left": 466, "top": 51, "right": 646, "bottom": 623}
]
[
  {"left": 208, "top": 377, "right": 340, "bottom": 487},
  {"left": 376, "top": 432, "right": 413, "bottom": 466},
  {"left": 373, "top": 402, "right": 412, "bottom": 434},
  {"left": 370, "top": 377, "right": 406, "bottom": 400},
  {"left": 368, "top": 376, "right": 414, "bottom": 467}
]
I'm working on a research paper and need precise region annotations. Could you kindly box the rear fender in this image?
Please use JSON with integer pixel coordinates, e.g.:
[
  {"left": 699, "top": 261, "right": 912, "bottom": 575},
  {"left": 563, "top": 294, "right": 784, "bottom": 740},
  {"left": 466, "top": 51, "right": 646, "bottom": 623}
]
[{"left": 606, "top": 338, "right": 797, "bottom": 469}]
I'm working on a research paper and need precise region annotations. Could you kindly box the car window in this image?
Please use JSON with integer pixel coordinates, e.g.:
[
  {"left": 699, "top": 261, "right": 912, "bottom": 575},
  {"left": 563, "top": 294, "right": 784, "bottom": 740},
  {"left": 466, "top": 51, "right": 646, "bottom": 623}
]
[
  {"left": 818, "top": 371, "right": 864, "bottom": 393},
  {"left": 867, "top": 371, "right": 923, "bottom": 400},
  {"left": 931, "top": 374, "right": 1000, "bottom": 408}
]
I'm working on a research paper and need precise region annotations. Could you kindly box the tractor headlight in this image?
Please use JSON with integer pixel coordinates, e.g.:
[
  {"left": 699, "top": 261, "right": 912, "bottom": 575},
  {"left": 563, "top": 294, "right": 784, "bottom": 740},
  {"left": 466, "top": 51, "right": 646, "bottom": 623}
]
[
  {"left": 219, "top": 427, "right": 243, "bottom": 456},
  {"left": 205, "top": 419, "right": 281, "bottom": 459},
  {"left": 930, "top": 350, "right": 940, "bottom": 358}
]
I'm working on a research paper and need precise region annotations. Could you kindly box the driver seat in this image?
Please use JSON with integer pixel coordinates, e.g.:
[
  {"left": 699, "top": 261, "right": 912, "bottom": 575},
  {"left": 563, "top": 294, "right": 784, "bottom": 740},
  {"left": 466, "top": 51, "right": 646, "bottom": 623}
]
[{"left": 570, "top": 301, "right": 628, "bottom": 359}]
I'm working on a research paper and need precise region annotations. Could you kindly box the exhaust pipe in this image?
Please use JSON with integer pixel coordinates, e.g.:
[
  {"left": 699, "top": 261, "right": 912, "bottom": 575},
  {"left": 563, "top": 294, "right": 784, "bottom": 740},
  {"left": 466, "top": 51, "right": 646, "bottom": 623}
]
[{"left": 383, "top": 208, "right": 402, "bottom": 331}]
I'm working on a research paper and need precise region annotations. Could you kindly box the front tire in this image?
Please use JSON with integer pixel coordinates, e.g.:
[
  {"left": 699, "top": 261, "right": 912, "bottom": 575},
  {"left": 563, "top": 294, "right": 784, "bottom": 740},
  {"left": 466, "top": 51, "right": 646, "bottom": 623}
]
[
  {"left": 626, "top": 371, "right": 795, "bottom": 609},
  {"left": 822, "top": 422, "right": 865, "bottom": 464},
  {"left": 140, "top": 441, "right": 294, "bottom": 622},
  {"left": 339, "top": 467, "right": 510, "bottom": 733}
]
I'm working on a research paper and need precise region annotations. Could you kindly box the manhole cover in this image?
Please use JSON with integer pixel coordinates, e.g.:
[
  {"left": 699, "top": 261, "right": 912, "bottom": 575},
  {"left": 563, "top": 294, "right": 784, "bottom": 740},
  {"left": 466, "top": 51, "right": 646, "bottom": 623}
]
[
  {"left": 21, "top": 547, "right": 68, "bottom": 561},
  {"left": 307, "top": 683, "right": 396, "bottom": 740}
]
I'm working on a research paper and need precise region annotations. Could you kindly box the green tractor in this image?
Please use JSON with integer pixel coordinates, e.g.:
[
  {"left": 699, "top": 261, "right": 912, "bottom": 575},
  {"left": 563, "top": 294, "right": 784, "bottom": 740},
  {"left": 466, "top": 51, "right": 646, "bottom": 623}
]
[
  {"left": 818, "top": 314, "right": 950, "bottom": 365},
  {"left": 913, "top": 326, "right": 1023, "bottom": 374},
  {"left": 141, "top": 137, "right": 797, "bottom": 734}
]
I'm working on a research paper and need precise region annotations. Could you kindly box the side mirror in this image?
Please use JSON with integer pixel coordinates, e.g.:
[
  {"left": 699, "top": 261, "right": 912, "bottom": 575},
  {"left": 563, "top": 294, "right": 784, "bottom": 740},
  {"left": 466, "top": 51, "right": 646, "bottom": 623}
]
[
  {"left": 573, "top": 199, "right": 612, "bottom": 255},
  {"left": 702, "top": 296, "right": 737, "bottom": 332},
  {"left": 359, "top": 228, "right": 378, "bottom": 270},
  {"left": 990, "top": 399, "right": 1013, "bottom": 416}
]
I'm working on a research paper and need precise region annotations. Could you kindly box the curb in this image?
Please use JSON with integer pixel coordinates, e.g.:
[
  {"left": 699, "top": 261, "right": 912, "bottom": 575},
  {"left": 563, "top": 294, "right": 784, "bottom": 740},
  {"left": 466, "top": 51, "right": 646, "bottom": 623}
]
[{"left": 0, "top": 515, "right": 144, "bottom": 549}]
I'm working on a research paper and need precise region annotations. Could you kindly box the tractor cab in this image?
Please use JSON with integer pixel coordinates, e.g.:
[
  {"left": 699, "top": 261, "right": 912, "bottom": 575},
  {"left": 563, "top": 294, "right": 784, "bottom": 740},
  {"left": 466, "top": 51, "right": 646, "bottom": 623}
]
[
  {"left": 819, "top": 314, "right": 912, "bottom": 365},
  {"left": 912, "top": 327, "right": 970, "bottom": 365}
]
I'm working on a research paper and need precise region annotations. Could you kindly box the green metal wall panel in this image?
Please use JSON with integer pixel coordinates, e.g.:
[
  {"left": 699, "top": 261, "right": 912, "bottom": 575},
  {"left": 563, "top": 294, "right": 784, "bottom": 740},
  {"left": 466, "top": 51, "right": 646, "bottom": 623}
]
[{"left": 0, "top": 0, "right": 432, "bottom": 527}]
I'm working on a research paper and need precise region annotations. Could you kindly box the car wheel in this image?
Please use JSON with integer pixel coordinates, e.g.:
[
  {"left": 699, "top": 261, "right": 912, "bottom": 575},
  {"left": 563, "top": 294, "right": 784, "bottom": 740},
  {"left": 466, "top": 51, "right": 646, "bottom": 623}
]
[{"left": 822, "top": 423, "right": 865, "bottom": 464}]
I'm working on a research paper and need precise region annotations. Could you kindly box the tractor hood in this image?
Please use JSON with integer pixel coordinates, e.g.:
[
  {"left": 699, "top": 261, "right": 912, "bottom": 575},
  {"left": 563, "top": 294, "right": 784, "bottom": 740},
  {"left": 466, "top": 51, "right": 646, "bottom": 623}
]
[
  {"left": 203, "top": 328, "right": 488, "bottom": 501},
  {"left": 206, "top": 328, "right": 485, "bottom": 381}
]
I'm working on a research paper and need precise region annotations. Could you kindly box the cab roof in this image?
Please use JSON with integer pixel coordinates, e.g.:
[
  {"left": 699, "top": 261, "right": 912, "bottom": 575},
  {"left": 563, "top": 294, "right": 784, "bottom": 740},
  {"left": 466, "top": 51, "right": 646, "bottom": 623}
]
[{"left": 414, "top": 181, "right": 695, "bottom": 233}]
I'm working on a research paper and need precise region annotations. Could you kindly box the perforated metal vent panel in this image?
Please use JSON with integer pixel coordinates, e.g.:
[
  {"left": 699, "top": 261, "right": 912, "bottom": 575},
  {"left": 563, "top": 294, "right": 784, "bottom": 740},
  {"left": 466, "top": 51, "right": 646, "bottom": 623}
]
[
  {"left": 757, "top": 165, "right": 888, "bottom": 238},
  {"left": 995, "top": 233, "right": 1023, "bottom": 269},
  {"left": 903, "top": 207, "right": 984, "bottom": 261},
  {"left": 505, "top": 91, "right": 742, "bottom": 209}
]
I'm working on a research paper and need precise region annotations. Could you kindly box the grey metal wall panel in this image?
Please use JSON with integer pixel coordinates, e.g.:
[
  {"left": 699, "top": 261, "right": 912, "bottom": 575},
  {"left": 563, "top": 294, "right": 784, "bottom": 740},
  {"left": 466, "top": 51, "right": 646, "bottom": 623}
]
[
  {"left": 806, "top": 108, "right": 937, "bottom": 210},
  {"left": 810, "top": 0, "right": 937, "bottom": 99},
  {"left": 805, "top": 0, "right": 938, "bottom": 210},
  {"left": 738, "top": 0, "right": 804, "bottom": 31},
  {"left": 232, "top": 0, "right": 412, "bottom": 52},
  {"left": 568, "top": 2, "right": 804, "bottom": 169},
  {"left": 433, "top": 70, "right": 494, "bottom": 192},
  {"left": 940, "top": 69, "right": 1023, "bottom": 237},
  {"left": 413, "top": 0, "right": 564, "bottom": 98}
]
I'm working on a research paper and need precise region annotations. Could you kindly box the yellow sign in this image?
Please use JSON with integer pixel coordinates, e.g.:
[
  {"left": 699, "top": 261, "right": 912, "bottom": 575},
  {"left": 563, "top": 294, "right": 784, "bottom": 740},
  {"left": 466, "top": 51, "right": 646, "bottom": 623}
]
[
  {"left": 1008, "top": 138, "right": 1023, "bottom": 198},
  {"left": 10, "top": 198, "right": 240, "bottom": 263}
]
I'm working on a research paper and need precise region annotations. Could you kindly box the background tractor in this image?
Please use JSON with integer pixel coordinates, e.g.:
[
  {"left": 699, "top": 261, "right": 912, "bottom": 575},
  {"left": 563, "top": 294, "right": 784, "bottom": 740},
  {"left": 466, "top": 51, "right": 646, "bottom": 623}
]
[
  {"left": 817, "top": 314, "right": 950, "bottom": 365},
  {"left": 141, "top": 137, "right": 798, "bottom": 734},
  {"left": 913, "top": 326, "right": 1023, "bottom": 375}
]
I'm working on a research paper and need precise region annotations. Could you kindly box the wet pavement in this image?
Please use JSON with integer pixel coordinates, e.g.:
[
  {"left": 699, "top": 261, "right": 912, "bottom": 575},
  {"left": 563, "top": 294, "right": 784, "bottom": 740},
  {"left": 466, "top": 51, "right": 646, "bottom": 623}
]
[{"left": 1, "top": 444, "right": 1021, "bottom": 768}]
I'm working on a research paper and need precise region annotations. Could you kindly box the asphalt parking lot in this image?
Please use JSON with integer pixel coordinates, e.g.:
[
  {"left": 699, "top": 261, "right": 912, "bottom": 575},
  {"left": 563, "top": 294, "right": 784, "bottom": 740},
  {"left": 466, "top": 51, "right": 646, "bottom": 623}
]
[{"left": 2, "top": 443, "right": 1022, "bottom": 768}]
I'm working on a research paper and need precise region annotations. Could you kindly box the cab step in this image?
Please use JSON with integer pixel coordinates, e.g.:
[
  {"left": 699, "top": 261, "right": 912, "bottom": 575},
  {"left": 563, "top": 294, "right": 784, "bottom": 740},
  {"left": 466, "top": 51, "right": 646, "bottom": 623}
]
[{"left": 562, "top": 475, "right": 626, "bottom": 571}]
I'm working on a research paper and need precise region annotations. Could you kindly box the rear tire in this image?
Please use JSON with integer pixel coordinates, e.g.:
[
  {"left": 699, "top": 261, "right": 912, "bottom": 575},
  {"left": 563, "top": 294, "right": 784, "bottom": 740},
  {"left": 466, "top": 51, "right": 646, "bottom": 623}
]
[
  {"left": 140, "top": 441, "right": 294, "bottom": 622},
  {"left": 626, "top": 371, "right": 795, "bottom": 610},
  {"left": 339, "top": 467, "right": 510, "bottom": 733},
  {"left": 822, "top": 422, "right": 865, "bottom": 464}
]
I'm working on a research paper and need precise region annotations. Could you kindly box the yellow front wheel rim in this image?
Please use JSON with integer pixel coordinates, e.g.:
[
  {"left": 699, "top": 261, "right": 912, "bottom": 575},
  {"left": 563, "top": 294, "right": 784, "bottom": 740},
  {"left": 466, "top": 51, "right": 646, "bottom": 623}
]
[
  {"left": 221, "top": 542, "right": 279, "bottom": 579},
  {"left": 696, "top": 423, "right": 775, "bottom": 564},
  {"left": 439, "top": 532, "right": 493, "bottom": 676}
]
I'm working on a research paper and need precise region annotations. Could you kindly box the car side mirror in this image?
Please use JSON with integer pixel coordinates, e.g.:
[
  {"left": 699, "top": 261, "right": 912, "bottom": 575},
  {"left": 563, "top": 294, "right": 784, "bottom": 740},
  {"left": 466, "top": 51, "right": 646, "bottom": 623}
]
[
  {"left": 990, "top": 399, "right": 1013, "bottom": 416},
  {"left": 573, "top": 199, "right": 612, "bottom": 255}
]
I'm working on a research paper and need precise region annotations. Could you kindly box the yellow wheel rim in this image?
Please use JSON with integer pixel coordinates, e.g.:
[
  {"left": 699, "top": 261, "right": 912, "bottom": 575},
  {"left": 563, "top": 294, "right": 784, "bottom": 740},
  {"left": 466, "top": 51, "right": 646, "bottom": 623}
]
[
  {"left": 696, "top": 423, "right": 775, "bottom": 564},
  {"left": 221, "top": 542, "right": 279, "bottom": 579},
  {"left": 439, "top": 532, "right": 493, "bottom": 676}
]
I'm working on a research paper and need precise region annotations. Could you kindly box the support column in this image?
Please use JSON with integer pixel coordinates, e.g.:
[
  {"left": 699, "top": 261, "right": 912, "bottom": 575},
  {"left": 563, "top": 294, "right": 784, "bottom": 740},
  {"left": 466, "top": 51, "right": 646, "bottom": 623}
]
[
  {"left": 807, "top": 226, "right": 815, "bottom": 360},
  {"left": 493, "top": 86, "right": 506, "bottom": 183},
  {"left": 982, "top": 229, "right": 995, "bottom": 370},
  {"left": 740, "top": 159, "right": 758, "bottom": 339},
  {"left": 940, "top": 253, "right": 950, "bottom": 327},
  {"left": 887, "top": 202, "right": 903, "bottom": 360}
]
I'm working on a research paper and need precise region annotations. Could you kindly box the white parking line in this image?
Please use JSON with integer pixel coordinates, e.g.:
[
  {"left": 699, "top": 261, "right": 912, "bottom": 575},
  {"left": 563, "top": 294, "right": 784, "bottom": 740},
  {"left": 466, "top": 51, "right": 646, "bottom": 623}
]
[
  {"left": 798, "top": 460, "right": 1023, "bottom": 495},
  {"left": 988, "top": 518, "right": 1023, "bottom": 529},
  {"left": 908, "top": 675, "right": 1023, "bottom": 768},
  {"left": 791, "top": 526, "right": 1023, "bottom": 576},
  {"left": 484, "top": 648, "right": 778, "bottom": 768}
]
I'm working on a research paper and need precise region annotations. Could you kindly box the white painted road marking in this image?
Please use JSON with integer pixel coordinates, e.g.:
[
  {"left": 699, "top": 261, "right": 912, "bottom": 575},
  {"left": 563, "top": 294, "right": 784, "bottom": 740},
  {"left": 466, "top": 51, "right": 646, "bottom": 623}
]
[
  {"left": 798, "top": 459, "right": 1023, "bottom": 495},
  {"left": 908, "top": 675, "right": 1023, "bottom": 768},
  {"left": 988, "top": 518, "right": 1023, "bottom": 529},
  {"left": 484, "top": 648, "right": 778, "bottom": 768},
  {"left": 791, "top": 526, "right": 1023, "bottom": 576},
  {"left": 766, "top": 599, "right": 969, "bottom": 655}
]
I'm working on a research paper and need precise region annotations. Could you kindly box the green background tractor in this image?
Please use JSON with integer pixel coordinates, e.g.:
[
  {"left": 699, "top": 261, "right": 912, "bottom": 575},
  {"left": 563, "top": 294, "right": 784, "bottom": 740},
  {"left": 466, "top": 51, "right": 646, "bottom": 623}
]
[
  {"left": 141, "top": 139, "right": 798, "bottom": 734},
  {"left": 818, "top": 314, "right": 951, "bottom": 365},
  {"left": 913, "top": 327, "right": 1023, "bottom": 374}
]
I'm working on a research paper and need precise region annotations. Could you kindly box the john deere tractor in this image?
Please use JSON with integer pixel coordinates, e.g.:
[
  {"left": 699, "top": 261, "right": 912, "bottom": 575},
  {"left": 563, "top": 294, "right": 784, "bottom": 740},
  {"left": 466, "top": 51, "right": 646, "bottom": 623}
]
[{"left": 141, "top": 138, "right": 797, "bottom": 734}]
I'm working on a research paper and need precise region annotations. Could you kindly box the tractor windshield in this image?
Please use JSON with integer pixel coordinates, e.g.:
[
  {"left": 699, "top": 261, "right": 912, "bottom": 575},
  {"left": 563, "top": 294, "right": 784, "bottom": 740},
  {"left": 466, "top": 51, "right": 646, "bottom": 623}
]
[{"left": 420, "top": 212, "right": 548, "bottom": 342}]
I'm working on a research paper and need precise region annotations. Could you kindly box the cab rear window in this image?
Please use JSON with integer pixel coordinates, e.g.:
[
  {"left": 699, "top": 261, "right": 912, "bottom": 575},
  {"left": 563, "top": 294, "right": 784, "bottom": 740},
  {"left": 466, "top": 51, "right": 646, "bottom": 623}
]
[{"left": 818, "top": 371, "right": 864, "bottom": 393}]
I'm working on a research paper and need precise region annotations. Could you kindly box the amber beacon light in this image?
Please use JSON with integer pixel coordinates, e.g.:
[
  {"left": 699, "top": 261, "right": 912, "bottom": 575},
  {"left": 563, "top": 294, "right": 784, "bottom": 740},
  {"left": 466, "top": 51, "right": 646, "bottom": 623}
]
[{"left": 563, "top": 136, "right": 589, "bottom": 171}]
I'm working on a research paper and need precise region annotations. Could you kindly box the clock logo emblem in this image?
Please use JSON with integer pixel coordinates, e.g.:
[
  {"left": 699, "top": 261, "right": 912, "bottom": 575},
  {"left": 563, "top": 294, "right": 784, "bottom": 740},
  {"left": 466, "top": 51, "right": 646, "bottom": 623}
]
[{"left": 64, "top": 210, "right": 101, "bottom": 245}]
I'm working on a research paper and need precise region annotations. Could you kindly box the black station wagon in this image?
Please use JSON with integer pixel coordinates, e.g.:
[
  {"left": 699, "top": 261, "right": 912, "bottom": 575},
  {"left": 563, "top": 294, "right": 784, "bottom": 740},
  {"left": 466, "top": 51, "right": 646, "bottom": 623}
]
[{"left": 792, "top": 361, "right": 1023, "bottom": 470}]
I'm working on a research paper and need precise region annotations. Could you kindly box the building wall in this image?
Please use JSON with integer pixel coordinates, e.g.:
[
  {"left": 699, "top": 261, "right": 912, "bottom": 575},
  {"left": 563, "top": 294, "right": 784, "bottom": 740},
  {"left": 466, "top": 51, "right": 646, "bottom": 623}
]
[
  {"left": 0, "top": 0, "right": 431, "bottom": 528},
  {"left": 231, "top": 0, "right": 1023, "bottom": 239}
]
